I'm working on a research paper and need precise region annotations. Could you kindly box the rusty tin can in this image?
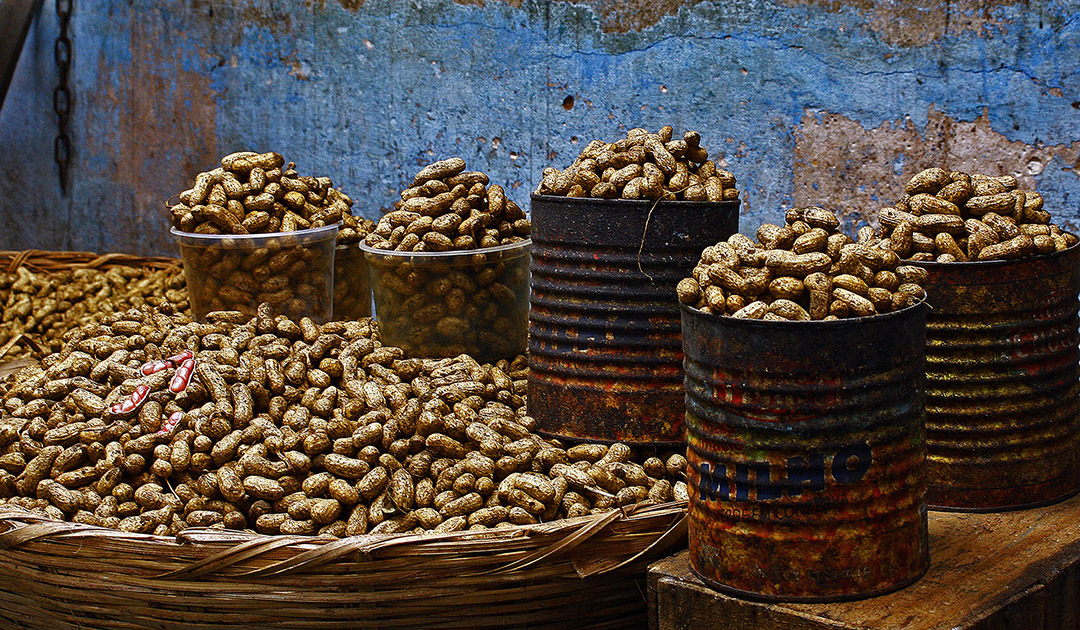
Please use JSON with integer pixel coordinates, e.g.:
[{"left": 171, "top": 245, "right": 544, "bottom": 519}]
[
  {"left": 682, "top": 303, "right": 930, "bottom": 601},
  {"left": 919, "top": 244, "right": 1080, "bottom": 511},
  {"left": 528, "top": 194, "right": 739, "bottom": 445}
]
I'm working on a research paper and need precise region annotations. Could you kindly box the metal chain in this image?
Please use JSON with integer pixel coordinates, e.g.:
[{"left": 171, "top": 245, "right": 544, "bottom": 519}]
[{"left": 54, "top": 0, "right": 72, "bottom": 194}]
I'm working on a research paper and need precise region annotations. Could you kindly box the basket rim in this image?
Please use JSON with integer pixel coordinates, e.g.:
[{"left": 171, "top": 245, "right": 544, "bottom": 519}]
[
  {"left": 0, "top": 249, "right": 181, "bottom": 274},
  {"left": 0, "top": 499, "right": 687, "bottom": 580}
]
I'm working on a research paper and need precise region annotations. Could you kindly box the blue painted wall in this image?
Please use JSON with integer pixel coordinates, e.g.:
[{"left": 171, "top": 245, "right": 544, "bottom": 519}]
[{"left": 1, "top": 0, "right": 1078, "bottom": 256}]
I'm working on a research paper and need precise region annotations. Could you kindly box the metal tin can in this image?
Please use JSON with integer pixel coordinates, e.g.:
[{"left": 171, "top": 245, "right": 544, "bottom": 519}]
[
  {"left": 919, "top": 244, "right": 1080, "bottom": 511},
  {"left": 528, "top": 194, "right": 739, "bottom": 445},
  {"left": 682, "top": 303, "right": 930, "bottom": 601}
]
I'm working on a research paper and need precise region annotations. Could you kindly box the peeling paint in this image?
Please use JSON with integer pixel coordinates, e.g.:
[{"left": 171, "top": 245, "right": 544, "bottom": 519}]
[
  {"left": 545, "top": 0, "right": 696, "bottom": 33},
  {"left": 1, "top": 0, "right": 1078, "bottom": 256},
  {"left": 190, "top": 0, "right": 299, "bottom": 38},
  {"left": 477, "top": 0, "right": 1008, "bottom": 38},
  {"left": 76, "top": 5, "right": 220, "bottom": 256},
  {"left": 345, "top": 0, "right": 690, "bottom": 30},
  {"left": 779, "top": 0, "right": 1023, "bottom": 47},
  {"left": 337, "top": 0, "right": 365, "bottom": 11},
  {"left": 283, "top": 54, "right": 313, "bottom": 80},
  {"left": 793, "top": 106, "right": 1080, "bottom": 230}
]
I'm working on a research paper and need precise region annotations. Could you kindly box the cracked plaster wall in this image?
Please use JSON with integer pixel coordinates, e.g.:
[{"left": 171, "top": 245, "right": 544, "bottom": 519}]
[{"left": 0, "top": 0, "right": 1078, "bottom": 255}]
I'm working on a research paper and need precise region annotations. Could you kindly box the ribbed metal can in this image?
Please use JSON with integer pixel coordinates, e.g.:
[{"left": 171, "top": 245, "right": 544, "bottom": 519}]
[
  {"left": 682, "top": 303, "right": 930, "bottom": 601},
  {"left": 528, "top": 194, "right": 739, "bottom": 445},
  {"left": 919, "top": 244, "right": 1080, "bottom": 511}
]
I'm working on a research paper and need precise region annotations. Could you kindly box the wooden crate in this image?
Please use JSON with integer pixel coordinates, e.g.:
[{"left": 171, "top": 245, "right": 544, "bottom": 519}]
[{"left": 649, "top": 492, "right": 1080, "bottom": 630}]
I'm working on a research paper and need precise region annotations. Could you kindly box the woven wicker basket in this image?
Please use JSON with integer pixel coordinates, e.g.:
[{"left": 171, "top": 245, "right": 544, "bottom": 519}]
[
  {"left": 0, "top": 249, "right": 184, "bottom": 361},
  {"left": 0, "top": 250, "right": 689, "bottom": 627},
  {"left": 0, "top": 501, "right": 686, "bottom": 629},
  {"left": 0, "top": 249, "right": 181, "bottom": 274}
]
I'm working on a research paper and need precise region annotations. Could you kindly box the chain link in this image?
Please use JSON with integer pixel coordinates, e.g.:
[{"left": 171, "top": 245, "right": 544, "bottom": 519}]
[
  {"left": 54, "top": 0, "right": 73, "bottom": 194},
  {"left": 53, "top": 85, "right": 70, "bottom": 116}
]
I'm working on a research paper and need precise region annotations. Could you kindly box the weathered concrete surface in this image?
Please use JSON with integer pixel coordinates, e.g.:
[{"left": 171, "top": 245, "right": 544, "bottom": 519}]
[
  {"left": 780, "top": 0, "right": 1032, "bottom": 47},
  {"left": 0, "top": 0, "right": 1077, "bottom": 256},
  {"left": 794, "top": 107, "right": 1080, "bottom": 232}
]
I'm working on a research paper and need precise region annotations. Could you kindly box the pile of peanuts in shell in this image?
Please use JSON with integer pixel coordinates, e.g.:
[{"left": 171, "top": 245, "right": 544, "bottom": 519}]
[
  {"left": 178, "top": 228, "right": 337, "bottom": 322},
  {"left": 332, "top": 245, "right": 375, "bottom": 322},
  {"left": 876, "top": 167, "right": 1078, "bottom": 262},
  {"left": 332, "top": 216, "right": 376, "bottom": 322},
  {"left": 535, "top": 125, "right": 740, "bottom": 201},
  {"left": 363, "top": 159, "right": 531, "bottom": 360},
  {"left": 366, "top": 247, "right": 530, "bottom": 362},
  {"left": 677, "top": 207, "right": 927, "bottom": 320},
  {"left": 169, "top": 152, "right": 375, "bottom": 321},
  {"left": 0, "top": 306, "right": 687, "bottom": 537},
  {"left": 365, "top": 157, "right": 530, "bottom": 253},
  {"left": 0, "top": 266, "right": 188, "bottom": 359},
  {"left": 168, "top": 151, "right": 368, "bottom": 243}
]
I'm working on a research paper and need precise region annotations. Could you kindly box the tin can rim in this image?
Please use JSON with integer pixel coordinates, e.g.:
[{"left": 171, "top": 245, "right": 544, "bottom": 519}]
[
  {"left": 680, "top": 299, "right": 926, "bottom": 328},
  {"left": 531, "top": 193, "right": 741, "bottom": 209},
  {"left": 913, "top": 239, "right": 1079, "bottom": 268},
  {"left": 687, "top": 561, "right": 931, "bottom": 604}
]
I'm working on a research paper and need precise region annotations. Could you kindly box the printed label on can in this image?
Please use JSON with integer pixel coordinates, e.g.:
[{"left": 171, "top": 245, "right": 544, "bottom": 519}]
[{"left": 693, "top": 439, "right": 873, "bottom": 521}]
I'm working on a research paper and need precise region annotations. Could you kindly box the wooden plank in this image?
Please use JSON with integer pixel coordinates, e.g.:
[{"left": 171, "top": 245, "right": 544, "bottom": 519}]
[
  {"left": 0, "top": 0, "right": 42, "bottom": 112},
  {"left": 650, "top": 491, "right": 1080, "bottom": 630}
]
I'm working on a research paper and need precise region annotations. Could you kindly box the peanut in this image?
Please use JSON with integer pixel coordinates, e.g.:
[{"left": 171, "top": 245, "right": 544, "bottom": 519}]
[
  {"left": 536, "top": 126, "right": 739, "bottom": 201},
  {"left": 364, "top": 160, "right": 529, "bottom": 360},
  {"left": 170, "top": 155, "right": 372, "bottom": 322},
  {"left": 172, "top": 153, "right": 365, "bottom": 243},
  {"left": 680, "top": 208, "right": 924, "bottom": 320},
  {"left": 877, "top": 168, "right": 1072, "bottom": 262},
  {"left": 0, "top": 308, "right": 686, "bottom": 539},
  {"left": 0, "top": 266, "right": 188, "bottom": 360}
]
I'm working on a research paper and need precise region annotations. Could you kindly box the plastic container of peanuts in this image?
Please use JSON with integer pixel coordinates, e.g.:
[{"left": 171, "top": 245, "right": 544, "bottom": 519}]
[
  {"left": 333, "top": 244, "right": 373, "bottom": 320},
  {"left": 362, "top": 239, "right": 531, "bottom": 361},
  {"left": 172, "top": 223, "right": 338, "bottom": 323}
]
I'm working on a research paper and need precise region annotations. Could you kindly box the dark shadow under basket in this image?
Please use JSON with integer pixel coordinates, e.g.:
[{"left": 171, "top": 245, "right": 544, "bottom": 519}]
[{"left": 0, "top": 501, "right": 686, "bottom": 629}]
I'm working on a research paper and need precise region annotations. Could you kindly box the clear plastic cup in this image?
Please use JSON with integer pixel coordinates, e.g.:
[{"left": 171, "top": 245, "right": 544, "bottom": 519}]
[
  {"left": 172, "top": 224, "right": 338, "bottom": 322},
  {"left": 334, "top": 244, "right": 372, "bottom": 320},
  {"left": 362, "top": 239, "right": 531, "bottom": 361}
]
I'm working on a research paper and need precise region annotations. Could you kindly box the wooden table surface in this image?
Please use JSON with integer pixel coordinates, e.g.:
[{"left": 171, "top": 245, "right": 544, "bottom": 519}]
[{"left": 649, "top": 491, "right": 1080, "bottom": 630}]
